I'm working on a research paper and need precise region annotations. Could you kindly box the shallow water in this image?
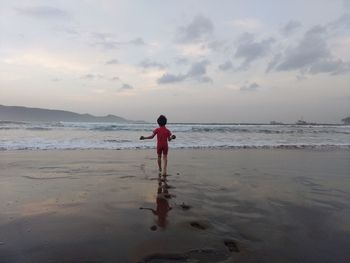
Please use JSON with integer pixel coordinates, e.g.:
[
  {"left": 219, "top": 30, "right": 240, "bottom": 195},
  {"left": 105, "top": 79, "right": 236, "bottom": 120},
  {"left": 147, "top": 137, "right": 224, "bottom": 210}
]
[{"left": 0, "top": 149, "right": 349, "bottom": 262}]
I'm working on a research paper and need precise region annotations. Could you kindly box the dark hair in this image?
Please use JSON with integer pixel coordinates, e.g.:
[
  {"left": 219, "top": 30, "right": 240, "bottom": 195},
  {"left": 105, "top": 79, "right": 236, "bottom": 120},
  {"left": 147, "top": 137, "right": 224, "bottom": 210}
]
[{"left": 157, "top": 115, "right": 167, "bottom": 126}]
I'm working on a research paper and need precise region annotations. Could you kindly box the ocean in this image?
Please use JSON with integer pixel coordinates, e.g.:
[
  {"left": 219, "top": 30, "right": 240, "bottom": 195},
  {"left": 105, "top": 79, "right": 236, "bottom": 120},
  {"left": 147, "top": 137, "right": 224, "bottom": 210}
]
[{"left": 0, "top": 121, "right": 349, "bottom": 150}]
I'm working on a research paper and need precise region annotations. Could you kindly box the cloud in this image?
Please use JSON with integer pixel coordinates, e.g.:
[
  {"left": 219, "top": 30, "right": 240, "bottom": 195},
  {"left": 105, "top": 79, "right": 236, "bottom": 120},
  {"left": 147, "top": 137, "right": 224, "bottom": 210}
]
[
  {"left": 187, "top": 60, "right": 210, "bottom": 77},
  {"left": 240, "top": 82, "right": 259, "bottom": 91},
  {"left": 174, "top": 57, "right": 189, "bottom": 65},
  {"left": 176, "top": 15, "right": 214, "bottom": 43},
  {"left": 266, "top": 53, "right": 282, "bottom": 73},
  {"left": 308, "top": 59, "right": 350, "bottom": 75},
  {"left": 275, "top": 26, "right": 329, "bottom": 71},
  {"left": 266, "top": 24, "right": 350, "bottom": 75},
  {"left": 105, "top": 59, "right": 119, "bottom": 65},
  {"left": 327, "top": 14, "right": 350, "bottom": 32},
  {"left": 91, "top": 33, "right": 146, "bottom": 49},
  {"left": 344, "top": 0, "right": 350, "bottom": 10},
  {"left": 177, "top": 43, "right": 211, "bottom": 57},
  {"left": 234, "top": 33, "right": 275, "bottom": 70},
  {"left": 139, "top": 59, "right": 166, "bottom": 69},
  {"left": 81, "top": 73, "right": 103, "bottom": 80},
  {"left": 119, "top": 83, "right": 133, "bottom": 91},
  {"left": 281, "top": 20, "right": 302, "bottom": 36},
  {"left": 207, "top": 40, "right": 227, "bottom": 52},
  {"left": 272, "top": 25, "right": 350, "bottom": 75},
  {"left": 110, "top": 76, "right": 120, "bottom": 81},
  {"left": 15, "top": 6, "right": 69, "bottom": 18},
  {"left": 157, "top": 60, "right": 212, "bottom": 84},
  {"left": 129, "top": 37, "right": 146, "bottom": 46},
  {"left": 218, "top": 60, "right": 233, "bottom": 71},
  {"left": 157, "top": 73, "right": 186, "bottom": 84}
]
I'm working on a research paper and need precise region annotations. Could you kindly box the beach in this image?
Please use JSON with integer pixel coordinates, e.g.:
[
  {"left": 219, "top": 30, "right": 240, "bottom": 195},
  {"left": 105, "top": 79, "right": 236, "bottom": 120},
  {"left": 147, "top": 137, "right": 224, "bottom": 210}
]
[{"left": 0, "top": 149, "right": 349, "bottom": 263}]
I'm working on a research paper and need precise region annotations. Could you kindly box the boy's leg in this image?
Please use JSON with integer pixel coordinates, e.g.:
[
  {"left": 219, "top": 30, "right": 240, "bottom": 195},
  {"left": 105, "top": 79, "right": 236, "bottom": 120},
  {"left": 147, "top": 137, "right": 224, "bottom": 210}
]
[
  {"left": 162, "top": 154, "right": 168, "bottom": 176},
  {"left": 157, "top": 154, "right": 162, "bottom": 173}
]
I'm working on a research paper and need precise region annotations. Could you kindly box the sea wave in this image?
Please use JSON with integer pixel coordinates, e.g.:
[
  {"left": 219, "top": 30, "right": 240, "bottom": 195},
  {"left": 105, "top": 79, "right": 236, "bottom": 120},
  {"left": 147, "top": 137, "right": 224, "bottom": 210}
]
[
  {"left": 1, "top": 122, "right": 349, "bottom": 151},
  {"left": 0, "top": 121, "right": 28, "bottom": 125},
  {"left": 0, "top": 121, "right": 349, "bottom": 135},
  {"left": 1, "top": 144, "right": 349, "bottom": 151},
  {"left": 26, "top": 127, "right": 52, "bottom": 131}
]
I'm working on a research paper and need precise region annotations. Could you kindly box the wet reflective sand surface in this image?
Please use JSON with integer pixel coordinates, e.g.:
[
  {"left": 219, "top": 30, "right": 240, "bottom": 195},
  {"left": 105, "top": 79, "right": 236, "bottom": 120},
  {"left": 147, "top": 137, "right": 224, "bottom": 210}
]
[{"left": 0, "top": 149, "right": 349, "bottom": 262}]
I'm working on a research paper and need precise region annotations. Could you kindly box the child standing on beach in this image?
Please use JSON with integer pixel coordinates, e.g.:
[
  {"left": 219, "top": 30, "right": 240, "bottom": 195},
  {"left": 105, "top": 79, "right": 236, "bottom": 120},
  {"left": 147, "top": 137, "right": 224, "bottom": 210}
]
[{"left": 140, "top": 115, "right": 176, "bottom": 175}]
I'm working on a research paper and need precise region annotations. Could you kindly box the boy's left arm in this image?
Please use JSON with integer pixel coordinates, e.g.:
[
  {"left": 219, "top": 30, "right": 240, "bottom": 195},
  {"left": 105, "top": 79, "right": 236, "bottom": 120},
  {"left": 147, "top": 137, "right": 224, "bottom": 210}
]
[{"left": 168, "top": 134, "right": 176, "bottom": 141}]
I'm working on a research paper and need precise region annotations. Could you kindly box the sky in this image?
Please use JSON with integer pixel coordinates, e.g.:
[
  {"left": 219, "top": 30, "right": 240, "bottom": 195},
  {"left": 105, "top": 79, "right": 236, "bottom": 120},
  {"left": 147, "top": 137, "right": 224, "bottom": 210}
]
[{"left": 1, "top": 0, "right": 349, "bottom": 123}]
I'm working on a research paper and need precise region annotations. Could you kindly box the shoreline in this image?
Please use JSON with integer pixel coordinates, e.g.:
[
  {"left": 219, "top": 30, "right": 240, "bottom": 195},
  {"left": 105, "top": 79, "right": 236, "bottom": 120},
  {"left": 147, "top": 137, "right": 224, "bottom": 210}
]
[{"left": 1, "top": 145, "right": 350, "bottom": 153}]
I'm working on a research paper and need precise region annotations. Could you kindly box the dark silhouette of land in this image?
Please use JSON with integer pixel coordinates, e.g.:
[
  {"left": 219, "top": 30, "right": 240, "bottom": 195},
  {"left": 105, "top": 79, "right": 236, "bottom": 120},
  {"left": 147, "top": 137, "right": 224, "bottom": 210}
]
[{"left": 0, "top": 104, "right": 142, "bottom": 123}]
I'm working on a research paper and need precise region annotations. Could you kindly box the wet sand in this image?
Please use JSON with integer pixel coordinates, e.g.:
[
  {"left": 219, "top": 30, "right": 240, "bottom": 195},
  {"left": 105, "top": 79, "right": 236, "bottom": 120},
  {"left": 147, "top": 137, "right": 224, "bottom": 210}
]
[{"left": 0, "top": 149, "right": 349, "bottom": 263}]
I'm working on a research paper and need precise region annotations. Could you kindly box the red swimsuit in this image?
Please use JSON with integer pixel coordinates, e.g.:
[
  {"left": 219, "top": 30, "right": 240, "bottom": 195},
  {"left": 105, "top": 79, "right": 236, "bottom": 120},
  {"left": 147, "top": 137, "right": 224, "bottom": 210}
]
[{"left": 153, "top": 126, "right": 171, "bottom": 155}]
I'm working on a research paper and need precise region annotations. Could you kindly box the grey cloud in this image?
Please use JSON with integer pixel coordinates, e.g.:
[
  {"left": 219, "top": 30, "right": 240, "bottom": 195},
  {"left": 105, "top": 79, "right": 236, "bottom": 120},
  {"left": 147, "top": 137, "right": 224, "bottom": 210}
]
[
  {"left": 158, "top": 60, "right": 212, "bottom": 84},
  {"left": 235, "top": 33, "right": 275, "bottom": 70},
  {"left": 130, "top": 37, "right": 146, "bottom": 46},
  {"left": 266, "top": 53, "right": 282, "bottom": 73},
  {"left": 157, "top": 73, "right": 186, "bottom": 84},
  {"left": 344, "top": 0, "right": 350, "bottom": 10},
  {"left": 105, "top": 59, "right": 119, "bottom": 65},
  {"left": 281, "top": 20, "right": 302, "bottom": 35},
  {"left": 309, "top": 59, "right": 350, "bottom": 75},
  {"left": 270, "top": 25, "right": 350, "bottom": 75},
  {"left": 139, "top": 59, "right": 166, "bottom": 69},
  {"left": 197, "top": 76, "right": 213, "bottom": 83},
  {"left": 82, "top": 74, "right": 95, "bottom": 80},
  {"left": 91, "top": 33, "right": 147, "bottom": 49},
  {"left": 187, "top": 60, "right": 210, "bottom": 77},
  {"left": 176, "top": 15, "right": 214, "bottom": 43},
  {"left": 327, "top": 14, "right": 350, "bottom": 31},
  {"left": 91, "top": 32, "right": 118, "bottom": 49},
  {"left": 207, "top": 40, "right": 227, "bottom": 52},
  {"left": 119, "top": 83, "right": 133, "bottom": 91},
  {"left": 174, "top": 57, "right": 189, "bottom": 65},
  {"left": 240, "top": 82, "right": 259, "bottom": 92},
  {"left": 276, "top": 26, "right": 329, "bottom": 71},
  {"left": 218, "top": 61, "right": 233, "bottom": 71},
  {"left": 81, "top": 74, "right": 103, "bottom": 80},
  {"left": 15, "top": 6, "right": 69, "bottom": 18},
  {"left": 110, "top": 76, "right": 120, "bottom": 81},
  {"left": 296, "top": 75, "right": 307, "bottom": 81}
]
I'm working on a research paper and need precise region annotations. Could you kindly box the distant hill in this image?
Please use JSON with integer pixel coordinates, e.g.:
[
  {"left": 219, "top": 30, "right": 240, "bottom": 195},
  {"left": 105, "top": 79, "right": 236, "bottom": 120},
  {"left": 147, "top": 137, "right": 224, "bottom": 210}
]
[{"left": 0, "top": 105, "right": 140, "bottom": 123}]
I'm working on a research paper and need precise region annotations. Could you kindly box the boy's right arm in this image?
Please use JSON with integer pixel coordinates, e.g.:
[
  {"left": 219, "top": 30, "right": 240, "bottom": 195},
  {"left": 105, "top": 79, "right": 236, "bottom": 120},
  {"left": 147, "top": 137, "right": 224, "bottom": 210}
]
[{"left": 140, "top": 134, "right": 156, "bottom": 140}]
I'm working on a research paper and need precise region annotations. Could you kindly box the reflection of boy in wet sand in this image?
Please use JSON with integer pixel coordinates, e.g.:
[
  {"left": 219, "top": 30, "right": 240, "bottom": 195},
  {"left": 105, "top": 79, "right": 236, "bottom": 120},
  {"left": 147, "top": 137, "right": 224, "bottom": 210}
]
[
  {"left": 154, "top": 193, "right": 172, "bottom": 228},
  {"left": 140, "top": 115, "right": 176, "bottom": 176},
  {"left": 140, "top": 175, "right": 172, "bottom": 229}
]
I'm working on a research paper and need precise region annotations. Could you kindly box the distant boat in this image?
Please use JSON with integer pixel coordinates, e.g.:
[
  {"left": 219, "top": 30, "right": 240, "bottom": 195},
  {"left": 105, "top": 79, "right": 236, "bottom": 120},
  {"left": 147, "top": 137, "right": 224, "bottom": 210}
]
[
  {"left": 295, "top": 120, "right": 316, "bottom": 125},
  {"left": 341, "top": 117, "right": 350, "bottom": 125}
]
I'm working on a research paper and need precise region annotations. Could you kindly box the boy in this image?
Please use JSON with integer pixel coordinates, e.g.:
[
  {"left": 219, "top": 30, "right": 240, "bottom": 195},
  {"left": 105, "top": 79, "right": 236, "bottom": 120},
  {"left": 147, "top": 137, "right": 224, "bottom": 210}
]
[{"left": 140, "top": 115, "right": 176, "bottom": 175}]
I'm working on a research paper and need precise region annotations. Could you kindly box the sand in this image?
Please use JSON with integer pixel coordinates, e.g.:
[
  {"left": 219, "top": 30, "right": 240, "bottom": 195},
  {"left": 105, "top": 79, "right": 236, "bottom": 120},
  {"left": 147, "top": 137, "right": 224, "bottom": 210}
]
[{"left": 0, "top": 149, "right": 349, "bottom": 263}]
